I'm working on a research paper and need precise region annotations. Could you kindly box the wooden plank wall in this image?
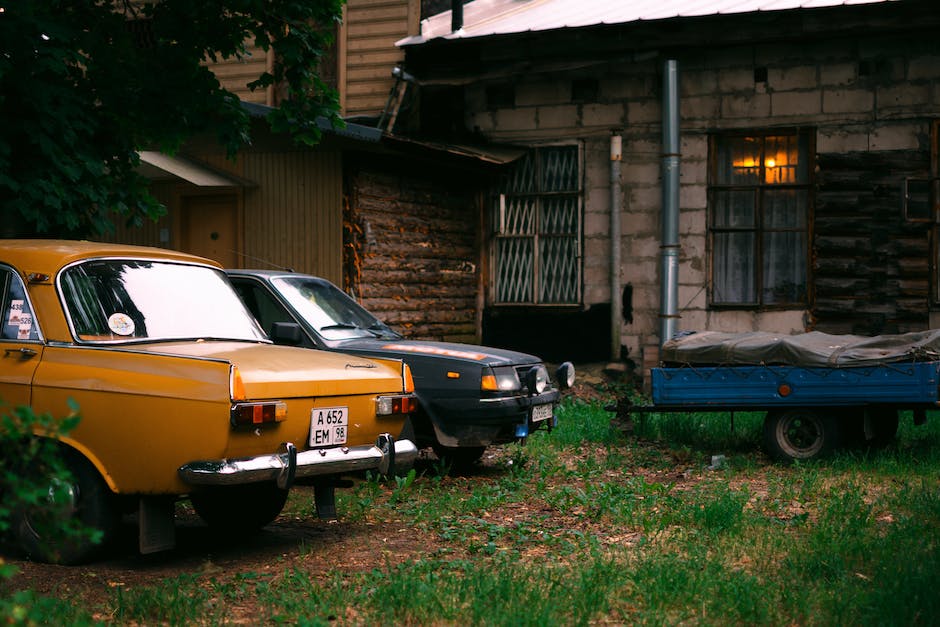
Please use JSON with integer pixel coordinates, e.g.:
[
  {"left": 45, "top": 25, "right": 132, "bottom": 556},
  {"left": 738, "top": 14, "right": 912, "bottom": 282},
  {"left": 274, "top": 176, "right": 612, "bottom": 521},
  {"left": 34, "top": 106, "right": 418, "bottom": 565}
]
[
  {"left": 241, "top": 150, "right": 344, "bottom": 283},
  {"left": 207, "top": 41, "right": 270, "bottom": 105},
  {"left": 105, "top": 149, "right": 344, "bottom": 285},
  {"left": 346, "top": 165, "right": 480, "bottom": 342},
  {"left": 342, "top": 0, "right": 416, "bottom": 117},
  {"left": 813, "top": 149, "right": 932, "bottom": 335}
]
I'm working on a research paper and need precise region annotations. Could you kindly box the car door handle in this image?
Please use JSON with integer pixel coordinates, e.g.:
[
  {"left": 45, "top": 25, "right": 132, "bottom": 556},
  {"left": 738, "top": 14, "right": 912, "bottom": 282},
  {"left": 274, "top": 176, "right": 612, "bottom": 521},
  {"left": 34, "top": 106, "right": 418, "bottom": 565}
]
[{"left": 4, "top": 347, "right": 38, "bottom": 358}]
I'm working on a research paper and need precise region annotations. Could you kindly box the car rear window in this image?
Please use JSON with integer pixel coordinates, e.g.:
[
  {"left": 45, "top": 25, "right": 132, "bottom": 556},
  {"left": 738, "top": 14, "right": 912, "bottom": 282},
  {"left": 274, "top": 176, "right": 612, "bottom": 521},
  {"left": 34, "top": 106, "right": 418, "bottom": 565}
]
[{"left": 60, "top": 259, "right": 266, "bottom": 343}]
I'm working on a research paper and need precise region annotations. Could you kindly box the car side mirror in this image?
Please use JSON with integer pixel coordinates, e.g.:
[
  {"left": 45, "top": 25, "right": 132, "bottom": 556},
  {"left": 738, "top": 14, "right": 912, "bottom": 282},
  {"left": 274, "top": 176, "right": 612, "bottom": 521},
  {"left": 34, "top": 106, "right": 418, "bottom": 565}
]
[{"left": 269, "top": 322, "right": 303, "bottom": 346}]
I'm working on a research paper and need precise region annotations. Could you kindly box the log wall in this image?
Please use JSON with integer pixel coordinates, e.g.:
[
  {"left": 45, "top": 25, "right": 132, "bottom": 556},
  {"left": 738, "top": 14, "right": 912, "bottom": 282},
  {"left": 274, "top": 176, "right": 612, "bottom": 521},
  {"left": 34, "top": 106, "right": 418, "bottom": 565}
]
[
  {"left": 813, "top": 149, "right": 932, "bottom": 335},
  {"left": 345, "top": 164, "right": 481, "bottom": 343}
]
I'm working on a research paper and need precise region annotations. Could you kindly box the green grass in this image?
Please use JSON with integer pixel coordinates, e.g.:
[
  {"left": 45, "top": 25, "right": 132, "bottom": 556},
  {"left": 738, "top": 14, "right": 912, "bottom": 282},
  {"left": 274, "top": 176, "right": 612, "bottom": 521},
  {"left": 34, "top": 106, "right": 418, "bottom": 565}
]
[{"left": 5, "top": 399, "right": 940, "bottom": 625}]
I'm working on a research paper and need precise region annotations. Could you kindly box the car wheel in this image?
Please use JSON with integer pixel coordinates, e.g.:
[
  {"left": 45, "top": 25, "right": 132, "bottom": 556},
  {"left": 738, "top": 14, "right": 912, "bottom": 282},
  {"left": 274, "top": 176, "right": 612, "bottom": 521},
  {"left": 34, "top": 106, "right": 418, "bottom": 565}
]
[
  {"left": 432, "top": 445, "right": 486, "bottom": 469},
  {"left": 763, "top": 408, "right": 841, "bottom": 463},
  {"left": 12, "top": 448, "right": 117, "bottom": 565},
  {"left": 191, "top": 481, "right": 288, "bottom": 533}
]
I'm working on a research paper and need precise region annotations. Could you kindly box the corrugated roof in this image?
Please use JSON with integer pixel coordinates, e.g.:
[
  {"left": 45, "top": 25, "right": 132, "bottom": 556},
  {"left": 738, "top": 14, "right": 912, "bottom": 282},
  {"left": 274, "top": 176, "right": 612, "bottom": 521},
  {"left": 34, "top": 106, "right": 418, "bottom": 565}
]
[{"left": 397, "top": 0, "right": 894, "bottom": 46}]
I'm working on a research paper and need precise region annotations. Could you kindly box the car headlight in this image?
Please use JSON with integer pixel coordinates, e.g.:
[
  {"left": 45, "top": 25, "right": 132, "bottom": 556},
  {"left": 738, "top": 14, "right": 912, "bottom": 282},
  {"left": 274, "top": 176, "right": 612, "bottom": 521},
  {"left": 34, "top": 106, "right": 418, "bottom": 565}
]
[
  {"left": 524, "top": 364, "right": 549, "bottom": 395},
  {"left": 481, "top": 366, "right": 521, "bottom": 392},
  {"left": 556, "top": 361, "right": 576, "bottom": 390}
]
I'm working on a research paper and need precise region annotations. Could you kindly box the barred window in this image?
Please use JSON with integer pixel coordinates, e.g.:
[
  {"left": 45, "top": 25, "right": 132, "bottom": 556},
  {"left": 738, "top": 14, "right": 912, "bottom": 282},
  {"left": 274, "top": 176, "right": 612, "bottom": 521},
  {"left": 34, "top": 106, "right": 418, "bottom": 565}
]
[
  {"left": 709, "top": 131, "right": 812, "bottom": 307},
  {"left": 491, "top": 146, "right": 582, "bottom": 305}
]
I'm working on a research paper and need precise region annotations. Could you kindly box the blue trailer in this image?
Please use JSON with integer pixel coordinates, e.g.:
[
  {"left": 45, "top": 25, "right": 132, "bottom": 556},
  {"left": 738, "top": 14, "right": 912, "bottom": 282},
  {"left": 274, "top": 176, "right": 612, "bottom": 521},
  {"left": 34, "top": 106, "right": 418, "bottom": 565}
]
[{"left": 616, "top": 331, "right": 940, "bottom": 462}]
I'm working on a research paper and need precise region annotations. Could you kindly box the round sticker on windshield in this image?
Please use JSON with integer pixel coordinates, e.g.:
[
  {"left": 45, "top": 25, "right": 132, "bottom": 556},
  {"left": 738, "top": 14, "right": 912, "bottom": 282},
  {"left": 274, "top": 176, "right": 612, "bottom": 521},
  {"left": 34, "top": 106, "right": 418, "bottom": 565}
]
[{"left": 108, "top": 313, "right": 135, "bottom": 336}]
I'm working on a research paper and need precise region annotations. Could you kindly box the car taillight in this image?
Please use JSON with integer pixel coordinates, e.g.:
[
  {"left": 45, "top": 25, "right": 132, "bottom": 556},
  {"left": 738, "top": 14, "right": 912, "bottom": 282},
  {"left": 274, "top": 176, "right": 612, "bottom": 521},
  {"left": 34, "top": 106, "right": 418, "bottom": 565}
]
[
  {"left": 403, "top": 363, "right": 415, "bottom": 393},
  {"left": 231, "top": 401, "right": 287, "bottom": 427},
  {"left": 376, "top": 395, "right": 418, "bottom": 416},
  {"left": 230, "top": 365, "right": 247, "bottom": 401}
]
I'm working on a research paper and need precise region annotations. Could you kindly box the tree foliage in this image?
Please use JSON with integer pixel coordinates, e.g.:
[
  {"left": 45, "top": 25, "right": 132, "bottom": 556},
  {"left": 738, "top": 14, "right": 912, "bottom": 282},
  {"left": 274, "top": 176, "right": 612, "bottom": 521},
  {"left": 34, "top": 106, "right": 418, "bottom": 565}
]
[{"left": 0, "top": 0, "right": 344, "bottom": 238}]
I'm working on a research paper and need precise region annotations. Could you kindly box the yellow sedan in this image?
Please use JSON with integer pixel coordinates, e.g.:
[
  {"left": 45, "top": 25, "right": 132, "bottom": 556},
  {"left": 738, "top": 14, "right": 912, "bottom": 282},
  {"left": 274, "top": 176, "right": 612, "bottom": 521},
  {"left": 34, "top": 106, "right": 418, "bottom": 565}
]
[{"left": 0, "top": 240, "right": 417, "bottom": 563}]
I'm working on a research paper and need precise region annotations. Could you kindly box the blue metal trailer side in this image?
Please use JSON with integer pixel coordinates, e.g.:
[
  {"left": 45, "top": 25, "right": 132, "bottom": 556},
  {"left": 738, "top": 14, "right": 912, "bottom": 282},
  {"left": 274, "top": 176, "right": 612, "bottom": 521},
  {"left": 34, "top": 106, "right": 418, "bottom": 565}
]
[{"left": 613, "top": 361, "right": 939, "bottom": 462}]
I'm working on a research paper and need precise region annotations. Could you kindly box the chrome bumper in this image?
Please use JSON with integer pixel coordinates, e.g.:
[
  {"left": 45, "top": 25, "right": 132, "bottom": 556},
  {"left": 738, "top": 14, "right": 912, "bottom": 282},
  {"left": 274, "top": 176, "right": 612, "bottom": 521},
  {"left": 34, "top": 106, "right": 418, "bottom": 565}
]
[{"left": 178, "top": 433, "right": 417, "bottom": 489}]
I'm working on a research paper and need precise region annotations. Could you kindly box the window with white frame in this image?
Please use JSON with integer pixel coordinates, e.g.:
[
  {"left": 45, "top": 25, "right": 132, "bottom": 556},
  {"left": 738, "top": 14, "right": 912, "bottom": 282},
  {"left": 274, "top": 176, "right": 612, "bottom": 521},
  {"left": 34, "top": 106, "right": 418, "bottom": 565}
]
[
  {"left": 491, "top": 145, "right": 582, "bottom": 305},
  {"left": 708, "top": 131, "right": 812, "bottom": 307}
]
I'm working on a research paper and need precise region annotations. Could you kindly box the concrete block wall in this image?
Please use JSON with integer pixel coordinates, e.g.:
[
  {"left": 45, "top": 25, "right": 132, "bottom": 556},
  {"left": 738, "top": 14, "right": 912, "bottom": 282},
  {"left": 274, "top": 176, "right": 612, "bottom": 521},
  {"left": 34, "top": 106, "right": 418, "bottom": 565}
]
[{"left": 465, "top": 29, "right": 939, "bottom": 370}]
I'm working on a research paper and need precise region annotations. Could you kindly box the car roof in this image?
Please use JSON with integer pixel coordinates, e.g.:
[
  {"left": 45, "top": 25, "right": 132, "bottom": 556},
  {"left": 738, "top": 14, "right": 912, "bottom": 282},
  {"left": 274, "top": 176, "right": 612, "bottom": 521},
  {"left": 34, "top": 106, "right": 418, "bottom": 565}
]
[
  {"left": 0, "top": 239, "right": 219, "bottom": 275},
  {"left": 226, "top": 268, "right": 333, "bottom": 284}
]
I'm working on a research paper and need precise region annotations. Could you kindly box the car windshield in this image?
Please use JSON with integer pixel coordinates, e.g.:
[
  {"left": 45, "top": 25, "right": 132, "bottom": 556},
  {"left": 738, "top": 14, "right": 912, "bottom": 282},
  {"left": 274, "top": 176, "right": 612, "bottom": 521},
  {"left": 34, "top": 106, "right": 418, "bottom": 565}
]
[
  {"left": 270, "top": 276, "right": 400, "bottom": 341},
  {"left": 60, "top": 259, "right": 267, "bottom": 343}
]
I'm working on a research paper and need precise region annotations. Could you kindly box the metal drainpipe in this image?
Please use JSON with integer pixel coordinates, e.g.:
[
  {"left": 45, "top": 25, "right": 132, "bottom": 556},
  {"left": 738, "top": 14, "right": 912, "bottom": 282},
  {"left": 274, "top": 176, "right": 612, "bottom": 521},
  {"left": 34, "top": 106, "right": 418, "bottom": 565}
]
[
  {"left": 610, "top": 132, "right": 623, "bottom": 361},
  {"left": 452, "top": 0, "right": 463, "bottom": 32},
  {"left": 659, "top": 59, "right": 681, "bottom": 348}
]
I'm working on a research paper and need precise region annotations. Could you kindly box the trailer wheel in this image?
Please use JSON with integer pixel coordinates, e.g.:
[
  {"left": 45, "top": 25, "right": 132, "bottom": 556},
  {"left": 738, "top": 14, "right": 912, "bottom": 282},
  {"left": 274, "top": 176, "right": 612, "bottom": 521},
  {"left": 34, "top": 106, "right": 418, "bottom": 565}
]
[
  {"left": 863, "top": 408, "right": 899, "bottom": 448},
  {"left": 841, "top": 407, "right": 899, "bottom": 450},
  {"left": 763, "top": 409, "right": 841, "bottom": 462}
]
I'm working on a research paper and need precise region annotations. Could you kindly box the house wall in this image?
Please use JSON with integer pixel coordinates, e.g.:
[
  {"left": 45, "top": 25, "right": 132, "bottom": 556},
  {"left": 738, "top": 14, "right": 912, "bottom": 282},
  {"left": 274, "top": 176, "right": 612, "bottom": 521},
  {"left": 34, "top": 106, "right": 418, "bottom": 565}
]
[
  {"left": 209, "top": 41, "right": 272, "bottom": 106},
  {"left": 345, "top": 160, "right": 481, "bottom": 343},
  {"left": 460, "top": 25, "right": 940, "bottom": 370},
  {"left": 341, "top": 0, "right": 419, "bottom": 118},
  {"left": 111, "top": 145, "right": 345, "bottom": 284}
]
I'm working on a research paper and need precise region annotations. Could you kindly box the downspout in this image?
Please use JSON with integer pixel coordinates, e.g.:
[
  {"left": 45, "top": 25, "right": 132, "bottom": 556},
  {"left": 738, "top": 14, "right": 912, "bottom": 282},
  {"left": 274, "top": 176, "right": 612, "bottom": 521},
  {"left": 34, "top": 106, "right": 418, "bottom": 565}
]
[
  {"left": 610, "top": 132, "right": 623, "bottom": 361},
  {"left": 451, "top": 0, "right": 463, "bottom": 32},
  {"left": 659, "top": 59, "right": 680, "bottom": 347}
]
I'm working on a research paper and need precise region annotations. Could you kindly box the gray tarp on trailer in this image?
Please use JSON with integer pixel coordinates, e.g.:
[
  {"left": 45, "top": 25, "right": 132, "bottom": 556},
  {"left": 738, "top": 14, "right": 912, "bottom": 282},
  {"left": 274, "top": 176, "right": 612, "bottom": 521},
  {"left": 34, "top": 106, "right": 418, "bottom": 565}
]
[{"left": 661, "top": 330, "right": 940, "bottom": 368}]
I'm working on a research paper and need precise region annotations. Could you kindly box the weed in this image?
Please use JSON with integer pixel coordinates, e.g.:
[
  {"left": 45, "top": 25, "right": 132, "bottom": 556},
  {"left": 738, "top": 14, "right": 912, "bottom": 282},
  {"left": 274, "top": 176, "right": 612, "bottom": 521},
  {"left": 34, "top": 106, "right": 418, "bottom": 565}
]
[{"left": 7, "top": 398, "right": 938, "bottom": 625}]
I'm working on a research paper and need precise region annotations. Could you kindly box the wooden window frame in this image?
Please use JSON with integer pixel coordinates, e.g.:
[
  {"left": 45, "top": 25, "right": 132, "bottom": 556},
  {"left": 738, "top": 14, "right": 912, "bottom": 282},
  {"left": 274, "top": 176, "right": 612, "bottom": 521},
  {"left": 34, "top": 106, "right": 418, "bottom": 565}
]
[{"left": 707, "top": 129, "right": 815, "bottom": 310}]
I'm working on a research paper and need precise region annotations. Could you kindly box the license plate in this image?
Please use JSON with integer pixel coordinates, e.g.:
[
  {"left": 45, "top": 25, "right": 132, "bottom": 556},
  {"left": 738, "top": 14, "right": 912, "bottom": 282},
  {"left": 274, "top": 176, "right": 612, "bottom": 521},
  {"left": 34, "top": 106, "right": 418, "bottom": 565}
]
[
  {"left": 309, "top": 406, "right": 348, "bottom": 447},
  {"left": 531, "top": 403, "right": 553, "bottom": 422}
]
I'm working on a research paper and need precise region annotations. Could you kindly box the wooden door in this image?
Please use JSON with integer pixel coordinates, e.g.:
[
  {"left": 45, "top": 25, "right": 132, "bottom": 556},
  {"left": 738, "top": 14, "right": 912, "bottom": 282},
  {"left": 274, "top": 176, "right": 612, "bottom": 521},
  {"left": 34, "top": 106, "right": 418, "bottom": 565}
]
[{"left": 181, "top": 195, "right": 239, "bottom": 268}]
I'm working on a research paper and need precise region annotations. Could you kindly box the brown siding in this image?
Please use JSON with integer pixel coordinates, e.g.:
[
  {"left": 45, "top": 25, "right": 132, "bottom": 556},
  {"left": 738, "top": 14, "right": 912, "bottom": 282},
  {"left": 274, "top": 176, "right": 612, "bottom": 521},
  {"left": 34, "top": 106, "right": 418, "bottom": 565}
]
[
  {"left": 111, "top": 148, "right": 344, "bottom": 284},
  {"left": 207, "top": 41, "right": 271, "bottom": 105},
  {"left": 342, "top": 0, "right": 416, "bottom": 117},
  {"left": 240, "top": 151, "right": 344, "bottom": 283},
  {"left": 346, "top": 167, "right": 480, "bottom": 342},
  {"left": 99, "top": 183, "right": 176, "bottom": 248},
  {"left": 813, "top": 149, "right": 932, "bottom": 335}
]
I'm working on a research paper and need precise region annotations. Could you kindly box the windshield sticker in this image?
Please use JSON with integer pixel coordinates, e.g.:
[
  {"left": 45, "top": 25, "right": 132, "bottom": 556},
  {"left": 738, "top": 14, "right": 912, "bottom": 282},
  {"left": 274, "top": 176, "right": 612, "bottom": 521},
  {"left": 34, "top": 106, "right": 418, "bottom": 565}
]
[
  {"left": 382, "top": 343, "right": 488, "bottom": 361},
  {"left": 8, "top": 299, "right": 24, "bottom": 325},
  {"left": 108, "top": 313, "right": 136, "bottom": 336}
]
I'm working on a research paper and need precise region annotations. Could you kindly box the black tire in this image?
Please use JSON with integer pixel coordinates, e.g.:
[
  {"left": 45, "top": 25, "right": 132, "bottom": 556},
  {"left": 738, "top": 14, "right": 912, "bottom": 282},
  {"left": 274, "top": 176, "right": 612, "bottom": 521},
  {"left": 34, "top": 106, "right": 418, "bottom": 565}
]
[
  {"left": 432, "top": 445, "right": 486, "bottom": 469},
  {"left": 839, "top": 407, "right": 899, "bottom": 450},
  {"left": 863, "top": 407, "right": 899, "bottom": 448},
  {"left": 763, "top": 408, "right": 841, "bottom": 463},
  {"left": 12, "top": 448, "right": 117, "bottom": 565},
  {"left": 190, "top": 481, "right": 288, "bottom": 533}
]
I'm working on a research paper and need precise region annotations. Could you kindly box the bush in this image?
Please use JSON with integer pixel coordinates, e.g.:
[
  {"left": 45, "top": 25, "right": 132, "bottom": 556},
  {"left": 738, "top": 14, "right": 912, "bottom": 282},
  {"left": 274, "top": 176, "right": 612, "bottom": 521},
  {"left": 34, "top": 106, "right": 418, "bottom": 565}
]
[{"left": 0, "top": 400, "right": 100, "bottom": 622}]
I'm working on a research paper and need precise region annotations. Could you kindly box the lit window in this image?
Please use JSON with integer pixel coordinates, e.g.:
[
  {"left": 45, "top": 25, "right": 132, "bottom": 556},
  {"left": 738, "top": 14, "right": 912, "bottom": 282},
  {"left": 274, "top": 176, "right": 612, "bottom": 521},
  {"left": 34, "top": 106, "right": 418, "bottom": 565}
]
[{"left": 709, "top": 131, "right": 812, "bottom": 307}]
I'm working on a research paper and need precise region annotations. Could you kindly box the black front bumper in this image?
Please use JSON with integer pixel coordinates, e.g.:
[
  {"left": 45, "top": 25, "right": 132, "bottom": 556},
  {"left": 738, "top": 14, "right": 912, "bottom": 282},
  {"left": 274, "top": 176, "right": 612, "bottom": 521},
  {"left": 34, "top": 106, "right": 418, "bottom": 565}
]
[{"left": 423, "top": 388, "right": 560, "bottom": 447}]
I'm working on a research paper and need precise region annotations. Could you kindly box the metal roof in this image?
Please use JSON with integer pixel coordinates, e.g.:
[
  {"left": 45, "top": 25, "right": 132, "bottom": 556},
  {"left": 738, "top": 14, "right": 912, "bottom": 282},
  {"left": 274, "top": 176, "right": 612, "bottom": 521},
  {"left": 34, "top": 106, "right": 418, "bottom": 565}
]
[{"left": 397, "top": 0, "right": 894, "bottom": 46}]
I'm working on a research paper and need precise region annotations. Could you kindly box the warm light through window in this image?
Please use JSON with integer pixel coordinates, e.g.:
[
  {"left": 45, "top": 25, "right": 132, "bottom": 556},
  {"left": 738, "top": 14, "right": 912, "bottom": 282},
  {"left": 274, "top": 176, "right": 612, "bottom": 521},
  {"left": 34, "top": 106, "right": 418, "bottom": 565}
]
[{"left": 728, "top": 136, "right": 801, "bottom": 185}]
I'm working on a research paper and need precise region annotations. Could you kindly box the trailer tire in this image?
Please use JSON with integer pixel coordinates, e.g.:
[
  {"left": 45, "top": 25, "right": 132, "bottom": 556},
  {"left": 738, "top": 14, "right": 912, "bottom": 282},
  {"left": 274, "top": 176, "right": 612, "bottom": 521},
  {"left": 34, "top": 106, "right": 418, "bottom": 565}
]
[
  {"left": 841, "top": 407, "right": 899, "bottom": 450},
  {"left": 763, "top": 409, "right": 841, "bottom": 463},
  {"left": 863, "top": 408, "right": 899, "bottom": 448}
]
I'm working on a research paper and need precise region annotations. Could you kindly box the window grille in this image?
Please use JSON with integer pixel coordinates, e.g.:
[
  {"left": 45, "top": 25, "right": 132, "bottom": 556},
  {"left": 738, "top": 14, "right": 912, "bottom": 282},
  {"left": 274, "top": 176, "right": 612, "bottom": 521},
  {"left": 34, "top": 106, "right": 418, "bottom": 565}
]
[
  {"left": 491, "top": 146, "right": 581, "bottom": 305},
  {"left": 708, "top": 131, "right": 812, "bottom": 307}
]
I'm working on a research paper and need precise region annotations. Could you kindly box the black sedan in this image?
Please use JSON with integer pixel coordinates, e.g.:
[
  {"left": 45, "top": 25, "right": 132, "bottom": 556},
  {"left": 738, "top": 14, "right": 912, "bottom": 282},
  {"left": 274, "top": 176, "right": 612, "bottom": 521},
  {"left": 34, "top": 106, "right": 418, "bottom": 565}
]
[{"left": 226, "top": 270, "right": 575, "bottom": 466}]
